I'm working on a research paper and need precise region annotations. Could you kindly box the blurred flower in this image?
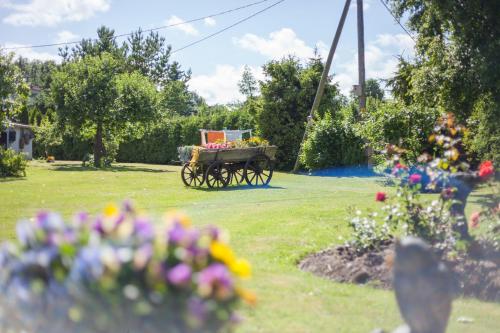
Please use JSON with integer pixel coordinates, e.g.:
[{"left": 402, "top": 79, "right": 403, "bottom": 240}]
[
  {"left": 441, "top": 187, "right": 456, "bottom": 200},
  {"left": 104, "top": 203, "right": 119, "bottom": 218},
  {"left": 478, "top": 160, "right": 494, "bottom": 180},
  {"left": 210, "top": 241, "right": 235, "bottom": 265},
  {"left": 230, "top": 259, "right": 252, "bottom": 278},
  {"left": 375, "top": 192, "right": 387, "bottom": 202},
  {"left": 167, "top": 263, "right": 192, "bottom": 286},
  {"left": 469, "top": 212, "right": 481, "bottom": 229},
  {"left": 409, "top": 173, "right": 422, "bottom": 184},
  {"left": 236, "top": 287, "right": 257, "bottom": 306},
  {"left": 198, "top": 263, "right": 233, "bottom": 299}
]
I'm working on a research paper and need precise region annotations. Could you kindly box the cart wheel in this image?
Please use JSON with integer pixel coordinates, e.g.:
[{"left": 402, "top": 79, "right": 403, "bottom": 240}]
[
  {"left": 206, "top": 162, "right": 230, "bottom": 189},
  {"left": 230, "top": 166, "right": 245, "bottom": 185},
  {"left": 244, "top": 154, "right": 273, "bottom": 186},
  {"left": 181, "top": 163, "right": 205, "bottom": 187}
]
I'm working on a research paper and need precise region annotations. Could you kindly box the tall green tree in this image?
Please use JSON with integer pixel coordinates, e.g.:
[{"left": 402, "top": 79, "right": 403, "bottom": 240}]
[
  {"left": 238, "top": 65, "right": 258, "bottom": 99},
  {"left": 51, "top": 53, "right": 158, "bottom": 167},
  {"left": 365, "top": 79, "right": 384, "bottom": 100},
  {"left": 387, "top": 0, "right": 500, "bottom": 161},
  {"left": 258, "top": 56, "right": 341, "bottom": 170},
  {"left": 0, "top": 51, "right": 29, "bottom": 125}
]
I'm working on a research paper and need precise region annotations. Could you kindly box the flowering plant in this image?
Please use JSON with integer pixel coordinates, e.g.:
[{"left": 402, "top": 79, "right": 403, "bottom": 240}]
[{"left": 0, "top": 202, "right": 254, "bottom": 333}]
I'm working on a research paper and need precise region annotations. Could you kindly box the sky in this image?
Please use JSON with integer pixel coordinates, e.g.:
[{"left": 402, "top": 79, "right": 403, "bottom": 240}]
[{"left": 0, "top": 0, "right": 415, "bottom": 105}]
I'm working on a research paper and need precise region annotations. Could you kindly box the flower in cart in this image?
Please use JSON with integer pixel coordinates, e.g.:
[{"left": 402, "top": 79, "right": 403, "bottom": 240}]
[
  {"left": 198, "top": 263, "right": 234, "bottom": 300},
  {"left": 478, "top": 160, "right": 494, "bottom": 180},
  {"left": 167, "top": 263, "right": 192, "bottom": 286}
]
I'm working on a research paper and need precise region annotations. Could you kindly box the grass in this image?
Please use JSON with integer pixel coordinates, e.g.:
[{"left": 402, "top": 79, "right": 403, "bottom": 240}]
[{"left": 0, "top": 161, "right": 499, "bottom": 332}]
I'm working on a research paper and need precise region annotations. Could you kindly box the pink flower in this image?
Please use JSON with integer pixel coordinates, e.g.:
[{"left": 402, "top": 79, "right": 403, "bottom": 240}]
[
  {"left": 478, "top": 160, "right": 494, "bottom": 180},
  {"left": 469, "top": 212, "right": 481, "bottom": 228},
  {"left": 375, "top": 192, "right": 387, "bottom": 202},
  {"left": 395, "top": 163, "right": 408, "bottom": 170},
  {"left": 408, "top": 173, "right": 422, "bottom": 184}
]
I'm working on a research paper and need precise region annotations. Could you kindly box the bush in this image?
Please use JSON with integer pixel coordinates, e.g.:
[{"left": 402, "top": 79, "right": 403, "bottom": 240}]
[
  {"left": 356, "top": 100, "right": 439, "bottom": 164},
  {"left": 0, "top": 148, "right": 27, "bottom": 177},
  {"left": 300, "top": 112, "right": 366, "bottom": 170},
  {"left": 0, "top": 202, "right": 254, "bottom": 333}
]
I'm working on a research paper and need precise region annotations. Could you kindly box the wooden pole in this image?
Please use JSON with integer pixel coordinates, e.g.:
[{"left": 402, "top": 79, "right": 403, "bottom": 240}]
[
  {"left": 357, "top": 0, "right": 366, "bottom": 113},
  {"left": 292, "top": 0, "right": 352, "bottom": 173}
]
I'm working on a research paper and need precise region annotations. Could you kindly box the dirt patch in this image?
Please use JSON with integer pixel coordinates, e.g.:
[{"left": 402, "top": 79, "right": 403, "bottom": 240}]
[{"left": 299, "top": 240, "right": 500, "bottom": 302}]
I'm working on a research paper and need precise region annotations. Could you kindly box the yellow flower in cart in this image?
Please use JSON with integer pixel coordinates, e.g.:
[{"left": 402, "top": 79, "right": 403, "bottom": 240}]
[
  {"left": 210, "top": 241, "right": 236, "bottom": 265},
  {"left": 230, "top": 258, "right": 252, "bottom": 278}
]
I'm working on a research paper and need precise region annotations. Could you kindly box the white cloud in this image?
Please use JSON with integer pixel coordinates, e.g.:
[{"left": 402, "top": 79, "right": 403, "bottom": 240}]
[
  {"left": 233, "top": 28, "right": 327, "bottom": 61},
  {"left": 166, "top": 15, "right": 199, "bottom": 36},
  {"left": 2, "top": 43, "right": 59, "bottom": 62},
  {"left": 203, "top": 17, "right": 216, "bottom": 27},
  {"left": 1, "top": 0, "right": 111, "bottom": 26},
  {"left": 334, "top": 33, "right": 415, "bottom": 95},
  {"left": 189, "top": 65, "right": 264, "bottom": 105},
  {"left": 54, "top": 30, "right": 79, "bottom": 44}
]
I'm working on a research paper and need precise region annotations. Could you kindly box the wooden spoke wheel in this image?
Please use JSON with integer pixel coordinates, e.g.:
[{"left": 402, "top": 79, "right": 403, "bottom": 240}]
[
  {"left": 244, "top": 154, "right": 273, "bottom": 186},
  {"left": 181, "top": 163, "right": 205, "bottom": 187},
  {"left": 230, "top": 165, "right": 245, "bottom": 185},
  {"left": 206, "top": 162, "right": 230, "bottom": 189}
]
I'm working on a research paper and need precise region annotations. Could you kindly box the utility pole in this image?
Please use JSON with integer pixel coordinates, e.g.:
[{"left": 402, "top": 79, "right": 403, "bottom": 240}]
[
  {"left": 292, "top": 0, "right": 352, "bottom": 173},
  {"left": 357, "top": 0, "right": 366, "bottom": 113}
]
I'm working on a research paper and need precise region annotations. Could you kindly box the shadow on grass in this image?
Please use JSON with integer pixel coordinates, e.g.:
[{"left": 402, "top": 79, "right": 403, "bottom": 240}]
[
  {"left": 186, "top": 184, "right": 286, "bottom": 192},
  {"left": 468, "top": 192, "right": 498, "bottom": 209},
  {"left": 0, "top": 176, "right": 26, "bottom": 183},
  {"left": 301, "top": 166, "right": 380, "bottom": 178},
  {"left": 52, "top": 164, "right": 172, "bottom": 173}
]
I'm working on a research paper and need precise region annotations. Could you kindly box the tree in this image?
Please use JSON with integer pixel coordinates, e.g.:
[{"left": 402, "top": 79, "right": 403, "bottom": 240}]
[
  {"left": 365, "top": 79, "right": 384, "bottom": 100},
  {"left": 238, "top": 65, "right": 258, "bottom": 99},
  {"left": 51, "top": 53, "right": 158, "bottom": 167},
  {"left": 258, "top": 56, "right": 341, "bottom": 170},
  {"left": 387, "top": 0, "right": 500, "bottom": 162},
  {"left": 0, "top": 51, "right": 29, "bottom": 124}
]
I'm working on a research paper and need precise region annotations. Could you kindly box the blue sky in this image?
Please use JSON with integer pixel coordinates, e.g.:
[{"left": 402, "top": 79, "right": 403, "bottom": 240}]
[{"left": 0, "top": 0, "right": 415, "bottom": 104}]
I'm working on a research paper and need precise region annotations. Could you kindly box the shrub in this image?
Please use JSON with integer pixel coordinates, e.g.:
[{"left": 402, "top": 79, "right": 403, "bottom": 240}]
[
  {"left": 0, "top": 148, "right": 27, "bottom": 177},
  {"left": 356, "top": 100, "right": 439, "bottom": 164},
  {"left": 0, "top": 202, "right": 254, "bottom": 333},
  {"left": 300, "top": 112, "right": 366, "bottom": 170}
]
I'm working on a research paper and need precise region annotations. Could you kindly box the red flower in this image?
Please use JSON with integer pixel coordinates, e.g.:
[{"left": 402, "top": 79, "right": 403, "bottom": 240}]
[
  {"left": 469, "top": 212, "right": 481, "bottom": 229},
  {"left": 478, "top": 160, "right": 494, "bottom": 180},
  {"left": 395, "top": 163, "right": 408, "bottom": 170},
  {"left": 375, "top": 192, "right": 387, "bottom": 202},
  {"left": 409, "top": 173, "right": 422, "bottom": 184}
]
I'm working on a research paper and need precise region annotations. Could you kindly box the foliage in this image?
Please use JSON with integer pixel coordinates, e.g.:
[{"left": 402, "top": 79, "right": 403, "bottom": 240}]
[
  {"left": 0, "top": 202, "right": 253, "bottom": 332},
  {"left": 470, "top": 183, "right": 500, "bottom": 250},
  {"left": 300, "top": 111, "right": 366, "bottom": 170},
  {"left": 387, "top": 0, "right": 500, "bottom": 163},
  {"left": 51, "top": 53, "right": 158, "bottom": 167},
  {"left": 238, "top": 65, "right": 258, "bottom": 99},
  {"left": 117, "top": 108, "right": 255, "bottom": 164},
  {"left": 365, "top": 79, "right": 384, "bottom": 100},
  {"left": 0, "top": 51, "right": 29, "bottom": 123},
  {"left": 0, "top": 147, "right": 27, "bottom": 177},
  {"left": 356, "top": 100, "right": 438, "bottom": 164},
  {"left": 258, "top": 56, "right": 342, "bottom": 170},
  {"left": 32, "top": 117, "right": 62, "bottom": 156}
]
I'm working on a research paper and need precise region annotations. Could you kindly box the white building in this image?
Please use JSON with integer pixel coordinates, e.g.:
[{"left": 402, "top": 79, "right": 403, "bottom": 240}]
[{"left": 1, "top": 122, "right": 34, "bottom": 159}]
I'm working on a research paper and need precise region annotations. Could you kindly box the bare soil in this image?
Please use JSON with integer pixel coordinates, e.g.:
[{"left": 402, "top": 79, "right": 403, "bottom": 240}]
[{"left": 299, "top": 240, "right": 500, "bottom": 302}]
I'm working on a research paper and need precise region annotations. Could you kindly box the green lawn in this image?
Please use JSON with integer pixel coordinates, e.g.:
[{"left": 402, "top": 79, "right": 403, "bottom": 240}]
[{"left": 1, "top": 161, "right": 498, "bottom": 332}]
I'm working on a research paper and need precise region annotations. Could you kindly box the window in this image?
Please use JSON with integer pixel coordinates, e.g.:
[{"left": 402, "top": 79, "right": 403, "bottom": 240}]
[{"left": 9, "top": 130, "right": 16, "bottom": 142}]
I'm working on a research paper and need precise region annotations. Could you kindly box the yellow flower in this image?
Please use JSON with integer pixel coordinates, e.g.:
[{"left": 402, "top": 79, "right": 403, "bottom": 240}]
[
  {"left": 236, "top": 287, "right": 257, "bottom": 306},
  {"left": 230, "top": 258, "right": 252, "bottom": 278},
  {"left": 104, "top": 203, "right": 119, "bottom": 217},
  {"left": 210, "top": 241, "right": 235, "bottom": 265}
]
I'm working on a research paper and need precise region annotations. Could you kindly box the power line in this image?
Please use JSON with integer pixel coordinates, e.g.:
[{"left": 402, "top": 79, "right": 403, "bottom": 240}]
[
  {"left": 378, "top": 0, "right": 416, "bottom": 42},
  {"left": 2, "top": 0, "right": 274, "bottom": 51},
  {"left": 172, "top": 0, "right": 285, "bottom": 54}
]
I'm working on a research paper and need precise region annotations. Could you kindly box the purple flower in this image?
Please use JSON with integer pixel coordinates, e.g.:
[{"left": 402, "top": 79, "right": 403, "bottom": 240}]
[
  {"left": 409, "top": 173, "right": 422, "bottom": 184},
  {"left": 168, "top": 223, "right": 186, "bottom": 243},
  {"left": 134, "top": 218, "right": 154, "bottom": 240},
  {"left": 188, "top": 297, "right": 207, "bottom": 323},
  {"left": 92, "top": 218, "right": 105, "bottom": 235},
  {"left": 167, "top": 263, "right": 192, "bottom": 286},
  {"left": 73, "top": 211, "right": 89, "bottom": 226},
  {"left": 198, "top": 263, "right": 233, "bottom": 296}
]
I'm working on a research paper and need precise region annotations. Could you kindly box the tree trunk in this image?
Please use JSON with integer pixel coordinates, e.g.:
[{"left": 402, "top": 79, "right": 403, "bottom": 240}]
[{"left": 94, "top": 121, "right": 103, "bottom": 167}]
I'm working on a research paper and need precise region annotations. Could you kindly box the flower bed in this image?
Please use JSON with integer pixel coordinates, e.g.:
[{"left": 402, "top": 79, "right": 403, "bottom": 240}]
[{"left": 0, "top": 202, "right": 254, "bottom": 333}]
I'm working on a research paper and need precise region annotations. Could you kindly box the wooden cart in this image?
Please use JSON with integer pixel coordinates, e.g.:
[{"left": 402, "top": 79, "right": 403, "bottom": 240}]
[{"left": 179, "top": 146, "right": 277, "bottom": 189}]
